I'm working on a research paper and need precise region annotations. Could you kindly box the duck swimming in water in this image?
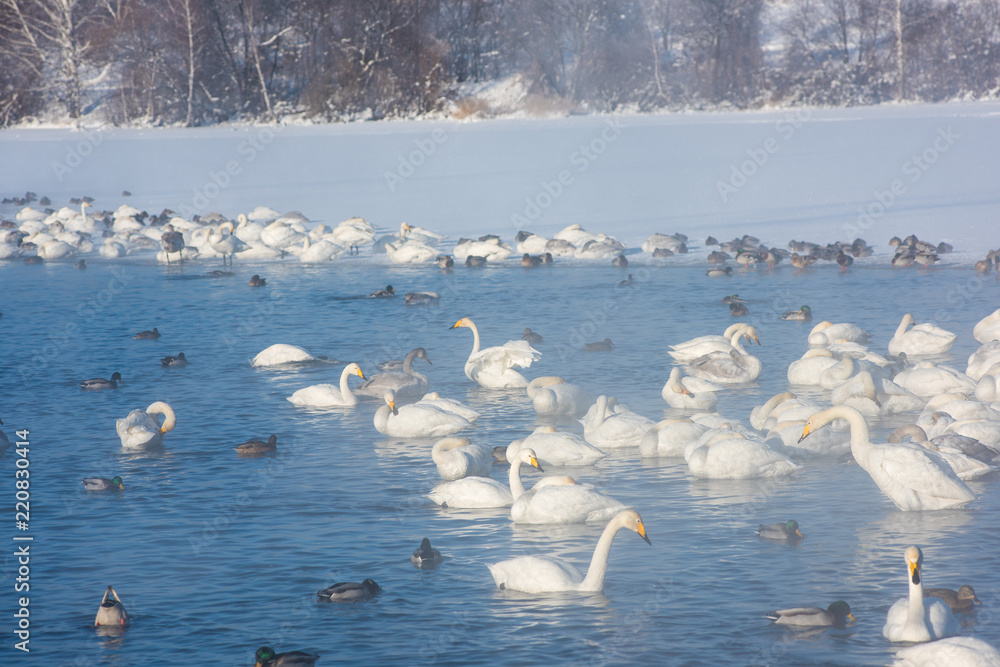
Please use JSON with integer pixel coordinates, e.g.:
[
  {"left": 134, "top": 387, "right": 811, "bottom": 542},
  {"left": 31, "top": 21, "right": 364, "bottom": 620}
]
[
  {"left": 235, "top": 434, "right": 278, "bottom": 457},
  {"left": 782, "top": 305, "right": 812, "bottom": 321},
  {"left": 160, "top": 352, "right": 187, "bottom": 367},
  {"left": 80, "top": 372, "right": 123, "bottom": 390},
  {"left": 317, "top": 578, "right": 381, "bottom": 602},
  {"left": 411, "top": 538, "right": 443, "bottom": 567},
  {"left": 370, "top": 285, "right": 395, "bottom": 298},
  {"left": 133, "top": 327, "right": 160, "bottom": 339}
]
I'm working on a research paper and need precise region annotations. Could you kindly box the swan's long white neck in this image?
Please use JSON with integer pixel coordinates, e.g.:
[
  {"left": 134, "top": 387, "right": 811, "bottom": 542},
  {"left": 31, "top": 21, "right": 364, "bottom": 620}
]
[
  {"left": 339, "top": 365, "right": 355, "bottom": 399},
  {"left": 813, "top": 405, "right": 869, "bottom": 456},
  {"left": 904, "top": 564, "right": 931, "bottom": 640},
  {"left": 466, "top": 320, "right": 481, "bottom": 356},
  {"left": 758, "top": 392, "right": 794, "bottom": 420},
  {"left": 895, "top": 314, "right": 914, "bottom": 339},
  {"left": 666, "top": 367, "right": 682, "bottom": 391},
  {"left": 402, "top": 349, "right": 420, "bottom": 375},
  {"left": 145, "top": 402, "right": 176, "bottom": 433},
  {"left": 729, "top": 330, "right": 749, "bottom": 355},
  {"left": 508, "top": 454, "right": 529, "bottom": 499},
  {"left": 579, "top": 513, "right": 629, "bottom": 591},
  {"left": 591, "top": 395, "right": 610, "bottom": 428}
]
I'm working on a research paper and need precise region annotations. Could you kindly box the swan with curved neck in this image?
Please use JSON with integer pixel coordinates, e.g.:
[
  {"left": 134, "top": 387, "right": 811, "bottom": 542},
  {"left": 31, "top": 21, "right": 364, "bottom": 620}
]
[
  {"left": 487, "top": 509, "right": 651, "bottom": 593},
  {"left": 583, "top": 395, "right": 655, "bottom": 449},
  {"left": 450, "top": 317, "right": 540, "bottom": 388},
  {"left": 431, "top": 437, "right": 493, "bottom": 480},
  {"left": 116, "top": 401, "right": 176, "bottom": 449},
  {"left": 888, "top": 313, "right": 957, "bottom": 356},
  {"left": 374, "top": 390, "right": 471, "bottom": 437},
  {"left": 355, "top": 348, "right": 431, "bottom": 399},
  {"left": 661, "top": 367, "right": 720, "bottom": 410},
  {"left": 883, "top": 546, "right": 958, "bottom": 642},
  {"left": 800, "top": 405, "right": 974, "bottom": 510},
  {"left": 287, "top": 363, "right": 365, "bottom": 407},
  {"left": 668, "top": 324, "right": 758, "bottom": 362},
  {"left": 526, "top": 376, "right": 593, "bottom": 415},
  {"left": 683, "top": 330, "right": 762, "bottom": 384},
  {"left": 427, "top": 448, "right": 543, "bottom": 508}
]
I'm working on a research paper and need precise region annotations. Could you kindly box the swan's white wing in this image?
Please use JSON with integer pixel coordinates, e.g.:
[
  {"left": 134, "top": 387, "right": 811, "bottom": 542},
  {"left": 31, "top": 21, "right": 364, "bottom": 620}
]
[
  {"left": 867, "top": 443, "right": 974, "bottom": 510},
  {"left": 287, "top": 384, "right": 350, "bottom": 407},
  {"left": 511, "top": 484, "right": 625, "bottom": 524},
  {"left": 893, "top": 637, "right": 1000, "bottom": 667},
  {"left": 679, "top": 376, "right": 724, "bottom": 393},
  {"left": 469, "top": 340, "right": 541, "bottom": 370},
  {"left": 488, "top": 555, "right": 582, "bottom": 592},
  {"left": 428, "top": 477, "right": 512, "bottom": 507}
]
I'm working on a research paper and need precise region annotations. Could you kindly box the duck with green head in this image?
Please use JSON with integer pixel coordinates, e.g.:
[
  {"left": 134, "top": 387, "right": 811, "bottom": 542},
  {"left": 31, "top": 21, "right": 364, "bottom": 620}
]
[
  {"left": 782, "top": 305, "right": 813, "bottom": 322},
  {"left": 255, "top": 646, "right": 319, "bottom": 666}
]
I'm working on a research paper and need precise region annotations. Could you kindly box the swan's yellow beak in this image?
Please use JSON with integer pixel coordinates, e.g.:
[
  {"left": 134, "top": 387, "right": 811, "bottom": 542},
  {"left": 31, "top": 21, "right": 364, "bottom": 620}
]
[
  {"left": 389, "top": 400, "right": 397, "bottom": 415},
  {"left": 403, "top": 223, "right": 411, "bottom": 231},
  {"left": 356, "top": 368, "right": 364, "bottom": 378},
  {"left": 682, "top": 388, "right": 694, "bottom": 397},
  {"left": 637, "top": 519, "right": 652, "bottom": 545},
  {"left": 449, "top": 320, "right": 464, "bottom": 329},
  {"left": 529, "top": 455, "right": 544, "bottom": 473},
  {"left": 909, "top": 559, "right": 921, "bottom": 585},
  {"left": 798, "top": 423, "right": 811, "bottom": 443}
]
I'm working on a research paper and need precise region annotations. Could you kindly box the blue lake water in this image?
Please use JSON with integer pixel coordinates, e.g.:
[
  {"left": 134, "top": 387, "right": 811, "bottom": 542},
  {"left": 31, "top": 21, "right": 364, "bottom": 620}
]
[{"left": 2, "top": 253, "right": 1000, "bottom": 666}]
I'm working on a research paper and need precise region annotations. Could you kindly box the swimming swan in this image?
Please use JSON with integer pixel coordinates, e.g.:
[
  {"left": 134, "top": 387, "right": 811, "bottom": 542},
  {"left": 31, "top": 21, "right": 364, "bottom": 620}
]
[
  {"left": 427, "top": 448, "right": 543, "bottom": 508},
  {"left": 683, "top": 331, "right": 762, "bottom": 384},
  {"left": 526, "top": 376, "right": 593, "bottom": 415},
  {"left": 116, "top": 401, "right": 176, "bottom": 449},
  {"left": 450, "top": 317, "right": 540, "bottom": 388},
  {"left": 252, "top": 344, "right": 325, "bottom": 367},
  {"left": 661, "top": 367, "right": 722, "bottom": 410},
  {"left": 431, "top": 437, "right": 494, "bottom": 480},
  {"left": 684, "top": 428, "right": 798, "bottom": 479},
  {"left": 888, "top": 313, "right": 957, "bottom": 357},
  {"left": 487, "top": 509, "right": 650, "bottom": 593},
  {"left": 507, "top": 427, "right": 606, "bottom": 466},
  {"left": 800, "top": 406, "right": 974, "bottom": 510},
  {"left": 354, "top": 348, "right": 431, "bottom": 399},
  {"left": 667, "top": 324, "right": 757, "bottom": 363},
  {"left": 883, "top": 546, "right": 959, "bottom": 642},
  {"left": 287, "top": 363, "right": 365, "bottom": 407},
  {"left": 510, "top": 475, "right": 626, "bottom": 524},
  {"left": 374, "top": 390, "right": 471, "bottom": 437},
  {"left": 581, "top": 395, "right": 655, "bottom": 449},
  {"left": 892, "top": 637, "right": 1000, "bottom": 667}
]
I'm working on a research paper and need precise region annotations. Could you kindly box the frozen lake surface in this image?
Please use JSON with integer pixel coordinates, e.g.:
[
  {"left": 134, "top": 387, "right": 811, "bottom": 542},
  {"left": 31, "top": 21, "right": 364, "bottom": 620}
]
[{"left": 2, "top": 102, "right": 1000, "bottom": 665}]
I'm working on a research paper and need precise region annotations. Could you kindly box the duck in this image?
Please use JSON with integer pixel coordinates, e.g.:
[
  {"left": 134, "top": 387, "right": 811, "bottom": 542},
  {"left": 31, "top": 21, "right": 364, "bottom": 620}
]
[
  {"left": 888, "top": 313, "right": 957, "bottom": 356},
  {"left": 465, "top": 255, "right": 487, "bottom": 267},
  {"left": 133, "top": 327, "right": 160, "bottom": 339},
  {"left": 411, "top": 538, "right": 443, "bottom": 568},
  {"left": 436, "top": 255, "right": 454, "bottom": 270},
  {"left": 611, "top": 254, "right": 628, "bottom": 267},
  {"left": 883, "top": 546, "right": 959, "bottom": 642},
  {"left": 510, "top": 475, "right": 626, "bottom": 524},
  {"left": 782, "top": 305, "right": 812, "bottom": 321},
  {"left": 729, "top": 302, "right": 749, "bottom": 317},
  {"left": 316, "top": 578, "right": 381, "bottom": 602},
  {"left": 584, "top": 338, "right": 614, "bottom": 352},
  {"left": 706, "top": 266, "right": 733, "bottom": 277},
  {"left": 449, "top": 317, "right": 540, "bottom": 388},
  {"left": 661, "top": 367, "right": 721, "bottom": 411},
  {"left": 507, "top": 427, "right": 606, "bottom": 466},
  {"left": 924, "top": 585, "right": 981, "bottom": 613},
  {"left": 521, "top": 253, "right": 543, "bottom": 267},
  {"left": 617, "top": 274, "right": 636, "bottom": 287},
  {"left": 431, "top": 437, "right": 493, "bottom": 480},
  {"left": 235, "top": 434, "right": 278, "bottom": 457},
  {"left": 427, "top": 448, "right": 543, "bottom": 508},
  {"left": 836, "top": 250, "right": 853, "bottom": 270},
  {"left": 789, "top": 253, "right": 817, "bottom": 269},
  {"left": 526, "top": 376, "right": 593, "bottom": 416},
  {"left": 160, "top": 352, "right": 187, "bottom": 367},
  {"left": 374, "top": 390, "right": 471, "bottom": 437},
  {"left": 756, "top": 519, "right": 803, "bottom": 541},
  {"left": 487, "top": 509, "right": 650, "bottom": 593},
  {"left": 94, "top": 585, "right": 129, "bottom": 627},
  {"left": 892, "top": 637, "right": 1000, "bottom": 667},
  {"left": 668, "top": 324, "right": 758, "bottom": 362},
  {"left": 251, "top": 344, "right": 325, "bottom": 367},
  {"left": 254, "top": 646, "right": 320, "bottom": 667},
  {"left": 721, "top": 294, "right": 747, "bottom": 304},
  {"left": 369, "top": 285, "right": 395, "bottom": 298},
  {"left": 404, "top": 291, "right": 440, "bottom": 305},
  {"left": 800, "top": 406, "right": 974, "bottom": 510},
  {"left": 249, "top": 274, "right": 267, "bottom": 287},
  {"left": 287, "top": 363, "right": 365, "bottom": 407},
  {"left": 82, "top": 476, "right": 124, "bottom": 491},
  {"left": 80, "top": 372, "right": 123, "bottom": 390},
  {"left": 581, "top": 395, "right": 655, "bottom": 449},
  {"left": 522, "top": 328, "right": 544, "bottom": 344},
  {"left": 354, "top": 348, "right": 430, "bottom": 400},
  {"left": 116, "top": 401, "right": 176, "bottom": 449},
  {"left": 683, "top": 332, "right": 762, "bottom": 384},
  {"left": 767, "top": 601, "right": 853, "bottom": 628}
]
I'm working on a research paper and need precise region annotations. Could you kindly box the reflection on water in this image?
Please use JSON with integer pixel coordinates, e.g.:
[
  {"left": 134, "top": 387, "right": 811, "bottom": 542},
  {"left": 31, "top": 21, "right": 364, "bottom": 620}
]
[{"left": 3, "top": 258, "right": 1000, "bottom": 665}]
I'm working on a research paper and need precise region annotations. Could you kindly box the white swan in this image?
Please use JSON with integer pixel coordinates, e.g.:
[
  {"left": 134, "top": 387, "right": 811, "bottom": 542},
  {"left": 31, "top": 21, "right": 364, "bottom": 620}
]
[
  {"left": 354, "top": 348, "right": 431, "bottom": 399},
  {"left": 684, "top": 428, "right": 798, "bottom": 479},
  {"left": 800, "top": 406, "right": 974, "bottom": 510},
  {"left": 413, "top": 392, "right": 480, "bottom": 422},
  {"left": 385, "top": 238, "right": 438, "bottom": 263},
  {"left": 526, "top": 376, "right": 593, "bottom": 415},
  {"left": 787, "top": 348, "right": 839, "bottom": 385},
  {"left": 683, "top": 332, "right": 762, "bottom": 384},
  {"left": 883, "top": 546, "right": 959, "bottom": 642},
  {"left": 287, "top": 363, "right": 365, "bottom": 407},
  {"left": 427, "top": 448, "right": 542, "bottom": 508},
  {"left": 893, "top": 361, "right": 976, "bottom": 398},
  {"left": 208, "top": 221, "right": 247, "bottom": 263},
  {"left": 511, "top": 475, "right": 626, "bottom": 524},
  {"left": 661, "top": 367, "right": 721, "bottom": 410},
  {"left": 116, "top": 401, "right": 176, "bottom": 449},
  {"left": 807, "top": 321, "right": 871, "bottom": 346},
  {"left": 400, "top": 221, "right": 445, "bottom": 245},
  {"left": 298, "top": 236, "right": 345, "bottom": 263},
  {"left": 374, "top": 390, "right": 471, "bottom": 437},
  {"left": 667, "top": 324, "right": 757, "bottom": 363},
  {"left": 487, "top": 509, "right": 650, "bottom": 593},
  {"left": 892, "top": 637, "right": 1000, "bottom": 666},
  {"left": 966, "top": 340, "right": 1000, "bottom": 380},
  {"left": 252, "top": 344, "right": 324, "bottom": 367},
  {"left": 450, "top": 317, "right": 540, "bottom": 388},
  {"left": 888, "top": 425, "right": 996, "bottom": 480},
  {"left": 975, "top": 362, "right": 1000, "bottom": 402},
  {"left": 888, "top": 313, "right": 957, "bottom": 356},
  {"left": 831, "top": 371, "right": 925, "bottom": 416},
  {"left": 581, "top": 395, "right": 655, "bottom": 449},
  {"left": 639, "top": 419, "right": 709, "bottom": 457},
  {"left": 452, "top": 237, "right": 513, "bottom": 261},
  {"left": 973, "top": 308, "right": 1000, "bottom": 344},
  {"left": 431, "top": 437, "right": 494, "bottom": 480},
  {"left": 507, "top": 427, "right": 606, "bottom": 466}
]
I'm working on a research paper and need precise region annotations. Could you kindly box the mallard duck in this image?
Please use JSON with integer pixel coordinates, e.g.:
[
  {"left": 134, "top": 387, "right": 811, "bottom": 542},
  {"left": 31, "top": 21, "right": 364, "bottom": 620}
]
[
  {"left": 522, "top": 328, "right": 544, "bottom": 344},
  {"left": 436, "top": 255, "right": 454, "bottom": 269},
  {"left": 584, "top": 338, "right": 614, "bottom": 352},
  {"left": 411, "top": 538, "right": 443, "bottom": 567},
  {"left": 160, "top": 352, "right": 187, "bottom": 367},
  {"left": 249, "top": 274, "right": 267, "bottom": 287},
  {"left": 706, "top": 266, "right": 733, "bottom": 277},
  {"left": 521, "top": 253, "right": 542, "bottom": 267},
  {"left": 465, "top": 255, "right": 486, "bottom": 267},
  {"left": 369, "top": 285, "right": 395, "bottom": 298},
  {"left": 254, "top": 646, "right": 320, "bottom": 666},
  {"left": 82, "top": 476, "right": 124, "bottom": 491},
  {"left": 767, "top": 601, "right": 853, "bottom": 628},
  {"left": 235, "top": 434, "right": 277, "bottom": 457},
  {"left": 316, "top": 578, "right": 381, "bottom": 602},
  {"left": 924, "top": 585, "right": 981, "bottom": 613},
  {"left": 133, "top": 327, "right": 160, "bottom": 339},
  {"left": 729, "top": 302, "right": 749, "bottom": 317},
  {"left": 781, "top": 306, "right": 812, "bottom": 321},
  {"left": 404, "top": 291, "right": 439, "bottom": 305},
  {"left": 80, "top": 372, "right": 123, "bottom": 390},
  {"left": 756, "top": 519, "right": 803, "bottom": 541},
  {"left": 836, "top": 250, "right": 853, "bottom": 270},
  {"left": 94, "top": 585, "right": 129, "bottom": 627},
  {"left": 790, "top": 253, "right": 817, "bottom": 269}
]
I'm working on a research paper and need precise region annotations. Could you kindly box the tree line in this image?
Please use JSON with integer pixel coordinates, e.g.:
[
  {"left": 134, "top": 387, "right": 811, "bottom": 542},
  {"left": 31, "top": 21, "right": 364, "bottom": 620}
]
[{"left": 1, "top": 0, "right": 997, "bottom": 127}]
